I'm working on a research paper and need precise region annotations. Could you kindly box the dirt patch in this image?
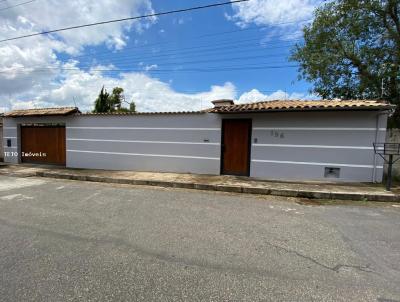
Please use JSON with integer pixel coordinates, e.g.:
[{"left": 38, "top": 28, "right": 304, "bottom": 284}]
[
  {"left": 296, "top": 198, "right": 372, "bottom": 206},
  {"left": 296, "top": 199, "right": 325, "bottom": 206},
  {"left": 296, "top": 198, "right": 400, "bottom": 207}
]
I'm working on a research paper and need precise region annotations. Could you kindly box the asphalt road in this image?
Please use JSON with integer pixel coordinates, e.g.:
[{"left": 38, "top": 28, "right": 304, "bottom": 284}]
[{"left": 0, "top": 175, "right": 399, "bottom": 302}]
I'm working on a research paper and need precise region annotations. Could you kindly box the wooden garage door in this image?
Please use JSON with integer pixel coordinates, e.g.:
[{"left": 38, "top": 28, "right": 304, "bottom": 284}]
[
  {"left": 21, "top": 126, "right": 66, "bottom": 165},
  {"left": 221, "top": 119, "right": 252, "bottom": 176}
]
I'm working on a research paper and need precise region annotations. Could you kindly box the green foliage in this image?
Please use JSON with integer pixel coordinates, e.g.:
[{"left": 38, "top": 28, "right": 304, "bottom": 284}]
[
  {"left": 116, "top": 107, "right": 131, "bottom": 113},
  {"left": 93, "top": 87, "right": 136, "bottom": 113},
  {"left": 291, "top": 0, "right": 400, "bottom": 107},
  {"left": 129, "top": 101, "right": 136, "bottom": 112},
  {"left": 109, "top": 87, "right": 124, "bottom": 112},
  {"left": 93, "top": 86, "right": 110, "bottom": 113}
]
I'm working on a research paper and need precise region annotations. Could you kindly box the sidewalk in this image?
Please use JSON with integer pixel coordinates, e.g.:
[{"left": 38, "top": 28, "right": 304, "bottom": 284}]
[{"left": 1, "top": 164, "right": 399, "bottom": 202}]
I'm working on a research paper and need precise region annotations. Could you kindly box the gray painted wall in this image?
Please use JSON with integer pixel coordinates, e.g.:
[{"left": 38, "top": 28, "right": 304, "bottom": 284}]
[
  {"left": 3, "top": 110, "right": 387, "bottom": 182},
  {"left": 251, "top": 111, "right": 387, "bottom": 182},
  {"left": 3, "top": 117, "right": 19, "bottom": 164},
  {"left": 0, "top": 118, "right": 3, "bottom": 161},
  {"left": 66, "top": 114, "right": 221, "bottom": 174},
  {"left": 3, "top": 116, "right": 71, "bottom": 164},
  {"left": 385, "top": 128, "right": 400, "bottom": 179},
  {"left": 219, "top": 111, "right": 386, "bottom": 182}
]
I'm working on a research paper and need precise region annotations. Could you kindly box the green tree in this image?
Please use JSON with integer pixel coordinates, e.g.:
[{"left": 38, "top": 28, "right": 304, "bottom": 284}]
[
  {"left": 109, "top": 87, "right": 124, "bottom": 112},
  {"left": 129, "top": 101, "right": 136, "bottom": 112},
  {"left": 93, "top": 87, "right": 136, "bottom": 113},
  {"left": 291, "top": 0, "right": 399, "bottom": 105},
  {"left": 93, "top": 86, "right": 110, "bottom": 113}
]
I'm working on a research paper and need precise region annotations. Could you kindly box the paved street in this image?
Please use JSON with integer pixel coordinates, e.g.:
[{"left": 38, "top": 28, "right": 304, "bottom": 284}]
[{"left": 0, "top": 175, "right": 399, "bottom": 301}]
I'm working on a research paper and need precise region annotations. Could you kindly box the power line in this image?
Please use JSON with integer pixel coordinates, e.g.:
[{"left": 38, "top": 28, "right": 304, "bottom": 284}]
[
  {"left": 0, "top": 35, "right": 315, "bottom": 75},
  {"left": 75, "top": 37, "right": 270, "bottom": 62},
  {"left": 0, "top": 0, "right": 250, "bottom": 43},
  {"left": 71, "top": 40, "right": 297, "bottom": 67},
  {"left": 55, "top": 32, "right": 300, "bottom": 67},
  {"left": 0, "top": 45, "right": 294, "bottom": 75},
  {"left": 72, "top": 54, "right": 291, "bottom": 71},
  {"left": 0, "top": 47, "right": 293, "bottom": 76},
  {"left": 65, "top": 18, "right": 310, "bottom": 61},
  {"left": 0, "top": 0, "right": 36, "bottom": 11},
  {"left": 25, "top": 82, "right": 307, "bottom": 96},
  {"left": 0, "top": 64, "right": 299, "bottom": 75},
  {"left": 1, "top": 38, "right": 297, "bottom": 73},
  {"left": 0, "top": 35, "right": 305, "bottom": 75}
]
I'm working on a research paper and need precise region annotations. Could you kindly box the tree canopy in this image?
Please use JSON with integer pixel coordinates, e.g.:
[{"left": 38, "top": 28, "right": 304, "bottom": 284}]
[
  {"left": 94, "top": 86, "right": 110, "bottom": 113},
  {"left": 291, "top": 0, "right": 399, "bottom": 106},
  {"left": 93, "top": 87, "right": 136, "bottom": 113}
]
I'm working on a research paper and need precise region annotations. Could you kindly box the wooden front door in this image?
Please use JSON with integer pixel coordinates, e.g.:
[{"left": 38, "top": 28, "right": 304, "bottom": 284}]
[
  {"left": 221, "top": 119, "right": 251, "bottom": 176},
  {"left": 21, "top": 126, "right": 66, "bottom": 165}
]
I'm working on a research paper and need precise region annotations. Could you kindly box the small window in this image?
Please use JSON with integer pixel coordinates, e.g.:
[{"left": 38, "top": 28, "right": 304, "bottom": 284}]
[
  {"left": 7, "top": 139, "right": 11, "bottom": 147},
  {"left": 324, "top": 167, "right": 340, "bottom": 178}
]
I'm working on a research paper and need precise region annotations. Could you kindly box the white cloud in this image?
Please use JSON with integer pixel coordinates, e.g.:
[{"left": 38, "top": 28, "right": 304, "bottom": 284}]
[
  {"left": 144, "top": 64, "right": 158, "bottom": 71},
  {"left": 0, "top": 0, "right": 155, "bottom": 51},
  {"left": 173, "top": 17, "right": 189, "bottom": 25},
  {"left": 237, "top": 89, "right": 316, "bottom": 104},
  {"left": 0, "top": 0, "right": 315, "bottom": 114},
  {"left": 229, "top": 0, "right": 321, "bottom": 38},
  {"left": 0, "top": 0, "right": 155, "bottom": 111},
  {"left": 0, "top": 64, "right": 315, "bottom": 113},
  {"left": 0, "top": 64, "right": 237, "bottom": 112}
]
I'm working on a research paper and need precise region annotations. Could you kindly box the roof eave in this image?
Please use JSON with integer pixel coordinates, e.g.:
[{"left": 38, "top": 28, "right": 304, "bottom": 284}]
[
  {"left": 4, "top": 108, "right": 80, "bottom": 118},
  {"left": 211, "top": 106, "right": 394, "bottom": 114},
  {"left": 78, "top": 111, "right": 204, "bottom": 116}
]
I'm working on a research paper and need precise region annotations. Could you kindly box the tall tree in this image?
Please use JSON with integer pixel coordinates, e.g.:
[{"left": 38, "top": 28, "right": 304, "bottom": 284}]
[
  {"left": 129, "top": 101, "right": 136, "bottom": 112},
  {"left": 93, "top": 86, "right": 110, "bottom": 113},
  {"left": 93, "top": 87, "right": 136, "bottom": 113},
  {"left": 291, "top": 0, "right": 399, "bottom": 105},
  {"left": 108, "top": 87, "right": 124, "bottom": 112}
]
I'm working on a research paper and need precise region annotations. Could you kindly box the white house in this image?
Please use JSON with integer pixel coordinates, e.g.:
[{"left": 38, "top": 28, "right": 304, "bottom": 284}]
[{"left": 3, "top": 99, "right": 392, "bottom": 182}]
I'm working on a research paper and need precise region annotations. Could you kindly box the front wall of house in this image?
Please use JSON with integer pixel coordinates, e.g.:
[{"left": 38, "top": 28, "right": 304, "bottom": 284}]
[
  {"left": 66, "top": 114, "right": 222, "bottom": 174},
  {"left": 3, "top": 118, "right": 18, "bottom": 163},
  {"left": 3, "top": 116, "right": 71, "bottom": 164},
  {"left": 3, "top": 110, "right": 387, "bottom": 182},
  {"left": 0, "top": 119, "right": 3, "bottom": 160},
  {"left": 232, "top": 110, "right": 386, "bottom": 182}
]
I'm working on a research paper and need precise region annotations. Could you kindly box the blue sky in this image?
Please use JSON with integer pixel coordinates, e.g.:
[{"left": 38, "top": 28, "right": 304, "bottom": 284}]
[
  {"left": 0, "top": 0, "right": 321, "bottom": 112},
  {"left": 75, "top": 0, "right": 303, "bottom": 95}
]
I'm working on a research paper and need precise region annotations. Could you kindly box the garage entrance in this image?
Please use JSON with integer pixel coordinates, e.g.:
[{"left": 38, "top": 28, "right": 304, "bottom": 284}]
[{"left": 21, "top": 125, "right": 66, "bottom": 165}]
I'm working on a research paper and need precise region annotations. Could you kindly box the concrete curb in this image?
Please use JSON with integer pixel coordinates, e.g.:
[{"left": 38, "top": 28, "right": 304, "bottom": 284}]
[{"left": 33, "top": 171, "right": 400, "bottom": 202}]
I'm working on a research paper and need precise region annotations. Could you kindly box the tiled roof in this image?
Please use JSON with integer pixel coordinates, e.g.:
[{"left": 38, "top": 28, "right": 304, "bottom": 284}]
[
  {"left": 79, "top": 111, "right": 203, "bottom": 116},
  {"left": 207, "top": 100, "right": 394, "bottom": 113},
  {"left": 5, "top": 107, "right": 80, "bottom": 117},
  {"left": 3, "top": 100, "right": 393, "bottom": 118}
]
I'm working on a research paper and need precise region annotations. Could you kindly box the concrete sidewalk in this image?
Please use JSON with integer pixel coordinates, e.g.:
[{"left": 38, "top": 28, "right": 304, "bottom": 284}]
[{"left": 0, "top": 164, "right": 399, "bottom": 202}]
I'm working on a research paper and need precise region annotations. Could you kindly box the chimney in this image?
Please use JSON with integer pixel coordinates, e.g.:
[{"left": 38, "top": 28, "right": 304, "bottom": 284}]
[{"left": 212, "top": 99, "right": 234, "bottom": 108}]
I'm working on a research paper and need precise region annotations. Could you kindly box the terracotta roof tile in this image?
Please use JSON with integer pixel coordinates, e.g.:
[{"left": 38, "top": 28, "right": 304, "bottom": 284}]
[
  {"left": 79, "top": 111, "right": 203, "bottom": 116},
  {"left": 207, "top": 100, "right": 393, "bottom": 113},
  {"left": 5, "top": 107, "right": 80, "bottom": 117}
]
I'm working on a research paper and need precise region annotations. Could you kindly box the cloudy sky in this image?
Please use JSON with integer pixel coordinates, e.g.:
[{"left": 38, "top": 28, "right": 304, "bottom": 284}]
[{"left": 0, "top": 0, "right": 322, "bottom": 113}]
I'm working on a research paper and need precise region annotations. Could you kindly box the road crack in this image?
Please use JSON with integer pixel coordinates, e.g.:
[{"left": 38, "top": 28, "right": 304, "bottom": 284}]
[{"left": 264, "top": 241, "right": 375, "bottom": 274}]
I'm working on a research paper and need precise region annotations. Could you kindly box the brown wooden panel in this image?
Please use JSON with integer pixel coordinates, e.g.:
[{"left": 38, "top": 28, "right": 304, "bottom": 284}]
[
  {"left": 21, "top": 126, "right": 66, "bottom": 165},
  {"left": 221, "top": 119, "right": 251, "bottom": 176}
]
